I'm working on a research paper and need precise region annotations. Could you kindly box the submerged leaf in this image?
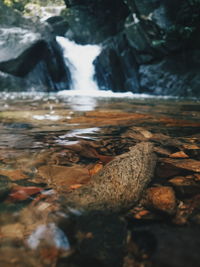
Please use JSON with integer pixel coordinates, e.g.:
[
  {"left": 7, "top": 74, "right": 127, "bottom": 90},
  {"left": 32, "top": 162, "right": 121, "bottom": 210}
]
[{"left": 7, "top": 186, "right": 43, "bottom": 202}]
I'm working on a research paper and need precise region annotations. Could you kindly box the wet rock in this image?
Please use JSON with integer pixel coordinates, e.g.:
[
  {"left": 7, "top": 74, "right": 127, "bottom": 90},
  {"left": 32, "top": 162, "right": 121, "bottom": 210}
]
[
  {"left": 146, "top": 186, "right": 176, "bottom": 214},
  {"left": 0, "top": 1, "right": 70, "bottom": 91},
  {"left": 46, "top": 16, "right": 69, "bottom": 36},
  {"left": 63, "top": 142, "right": 157, "bottom": 212},
  {"left": 139, "top": 55, "right": 200, "bottom": 97},
  {"left": 94, "top": 33, "right": 140, "bottom": 93}
]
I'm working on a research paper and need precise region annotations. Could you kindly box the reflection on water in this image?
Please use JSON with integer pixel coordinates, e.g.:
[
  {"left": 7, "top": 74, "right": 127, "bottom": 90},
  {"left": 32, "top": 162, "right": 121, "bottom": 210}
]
[
  {"left": 0, "top": 92, "right": 200, "bottom": 266},
  {"left": 68, "top": 95, "right": 97, "bottom": 111}
]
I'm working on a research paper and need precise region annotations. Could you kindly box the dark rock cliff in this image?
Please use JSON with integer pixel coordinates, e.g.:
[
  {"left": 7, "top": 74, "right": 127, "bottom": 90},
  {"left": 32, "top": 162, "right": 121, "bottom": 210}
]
[
  {"left": 0, "top": 0, "right": 71, "bottom": 92},
  {"left": 63, "top": 0, "right": 200, "bottom": 97}
]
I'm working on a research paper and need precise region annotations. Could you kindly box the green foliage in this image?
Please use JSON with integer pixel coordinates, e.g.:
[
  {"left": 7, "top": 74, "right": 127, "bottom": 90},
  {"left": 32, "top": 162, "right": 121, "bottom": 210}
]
[
  {"left": 152, "top": 0, "right": 200, "bottom": 49},
  {"left": 2, "top": 0, "right": 29, "bottom": 11},
  {"left": 2, "top": 0, "right": 64, "bottom": 11}
]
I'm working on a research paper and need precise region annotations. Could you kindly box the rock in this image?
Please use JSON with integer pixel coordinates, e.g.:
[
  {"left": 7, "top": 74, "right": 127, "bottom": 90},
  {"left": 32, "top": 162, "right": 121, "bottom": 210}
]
[
  {"left": 94, "top": 33, "right": 140, "bottom": 93},
  {"left": 146, "top": 186, "right": 176, "bottom": 214},
  {"left": 0, "top": 0, "right": 71, "bottom": 91},
  {"left": 46, "top": 16, "right": 69, "bottom": 36},
  {"left": 63, "top": 0, "right": 200, "bottom": 97},
  {"left": 139, "top": 54, "right": 200, "bottom": 96},
  {"left": 63, "top": 0, "right": 129, "bottom": 44},
  {"left": 63, "top": 142, "right": 157, "bottom": 212}
]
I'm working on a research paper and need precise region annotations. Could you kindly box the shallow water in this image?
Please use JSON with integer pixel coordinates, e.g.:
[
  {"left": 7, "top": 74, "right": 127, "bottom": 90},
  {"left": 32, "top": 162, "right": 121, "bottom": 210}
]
[{"left": 0, "top": 92, "right": 200, "bottom": 266}]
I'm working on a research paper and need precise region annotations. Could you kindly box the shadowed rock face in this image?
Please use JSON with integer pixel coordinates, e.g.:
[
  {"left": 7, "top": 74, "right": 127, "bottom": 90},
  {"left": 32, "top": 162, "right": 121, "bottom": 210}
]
[
  {"left": 63, "top": 0, "right": 200, "bottom": 97},
  {"left": 63, "top": 142, "right": 157, "bottom": 212},
  {"left": 63, "top": 0, "right": 130, "bottom": 44}
]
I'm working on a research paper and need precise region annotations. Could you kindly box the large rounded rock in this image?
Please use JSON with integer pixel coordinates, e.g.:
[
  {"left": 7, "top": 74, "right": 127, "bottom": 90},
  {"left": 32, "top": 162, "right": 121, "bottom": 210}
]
[{"left": 0, "top": 0, "right": 70, "bottom": 91}]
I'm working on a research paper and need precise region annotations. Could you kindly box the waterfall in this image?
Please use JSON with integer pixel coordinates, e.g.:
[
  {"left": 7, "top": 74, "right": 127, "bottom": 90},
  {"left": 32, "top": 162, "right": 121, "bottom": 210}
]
[{"left": 56, "top": 37, "right": 101, "bottom": 92}]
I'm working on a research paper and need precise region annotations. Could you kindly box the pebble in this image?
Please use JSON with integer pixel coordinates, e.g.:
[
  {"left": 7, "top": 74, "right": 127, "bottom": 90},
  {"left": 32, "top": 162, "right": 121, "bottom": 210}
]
[{"left": 146, "top": 186, "right": 177, "bottom": 215}]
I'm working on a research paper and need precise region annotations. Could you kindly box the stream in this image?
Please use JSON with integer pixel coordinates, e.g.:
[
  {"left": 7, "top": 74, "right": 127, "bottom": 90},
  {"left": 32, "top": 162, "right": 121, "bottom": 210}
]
[
  {"left": 0, "top": 32, "right": 200, "bottom": 267},
  {"left": 0, "top": 91, "right": 200, "bottom": 266}
]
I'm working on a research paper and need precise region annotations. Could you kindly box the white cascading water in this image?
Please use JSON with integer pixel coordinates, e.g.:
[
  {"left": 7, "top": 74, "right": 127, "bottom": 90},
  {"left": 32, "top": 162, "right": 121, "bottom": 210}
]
[{"left": 56, "top": 36, "right": 101, "bottom": 92}]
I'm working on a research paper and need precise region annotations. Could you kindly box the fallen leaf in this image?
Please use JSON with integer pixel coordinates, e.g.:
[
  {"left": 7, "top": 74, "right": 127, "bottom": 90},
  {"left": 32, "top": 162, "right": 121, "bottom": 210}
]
[
  {"left": 154, "top": 146, "right": 172, "bottom": 156},
  {"left": 160, "top": 158, "right": 200, "bottom": 172},
  {"left": 169, "top": 176, "right": 196, "bottom": 186},
  {"left": 134, "top": 210, "right": 150, "bottom": 219},
  {"left": 0, "top": 223, "right": 25, "bottom": 239},
  {"left": 98, "top": 155, "right": 114, "bottom": 164},
  {"left": 0, "top": 169, "right": 27, "bottom": 181},
  {"left": 70, "top": 184, "right": 83, "bottom": 190},
  {"left": 7, "top": 186, "right": 43, "bottom": 201},
  {"left": 182, "top": 144, "right": 200, "bottom": 150},
  {"left": 88, "top": 163, "right": 103, "bottom": 176},
  {"left": 169, "top": 151, "right": 189, "bottom": 159},
  {"left": 194, "top": 174, "right": 200, "bottom": 181}
]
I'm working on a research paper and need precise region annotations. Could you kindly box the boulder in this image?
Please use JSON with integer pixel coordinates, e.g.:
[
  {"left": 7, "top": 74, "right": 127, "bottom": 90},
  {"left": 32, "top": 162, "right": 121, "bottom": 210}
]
[
  {"left": 94, "top": 34, "right": 140, "bottom": 93},
  {"left": 46, "top": 16, "right": 69, "bottom": 36},
  {"left": 139, "top": 51, "right": 200, "bottom": 97},
  {"left": 63, "top": 0, "right": 130, "bottom": 44},
  {"left": 0, "top": 0, "right": 71, "bottom": 91}
]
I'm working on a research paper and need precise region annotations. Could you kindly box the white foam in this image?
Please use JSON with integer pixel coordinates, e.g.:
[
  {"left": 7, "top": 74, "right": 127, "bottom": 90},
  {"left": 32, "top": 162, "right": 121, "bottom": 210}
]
[
  {"left": 56, "top": 36, "right": 101, "bottom": 91},
  {"left": 33, "top": 114, "right": 61, "bottom": 121}
]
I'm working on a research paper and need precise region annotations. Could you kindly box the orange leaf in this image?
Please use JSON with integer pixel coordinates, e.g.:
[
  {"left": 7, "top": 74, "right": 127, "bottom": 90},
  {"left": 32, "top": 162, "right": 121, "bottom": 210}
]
[
  {"left": 98, "top": 155, "right": 114, "bottom": 164},
  {"left": 169, "top": 151, "right": 189, "bottom": 159},
  {"left": 8, "top": 186, "right": 43, "bottom": 201},
  {"left": 88, "top": 163, "right": 103, "bottom": 176},
  {"left": 69, "top": 184, "right": 83, "bottom": 190}
]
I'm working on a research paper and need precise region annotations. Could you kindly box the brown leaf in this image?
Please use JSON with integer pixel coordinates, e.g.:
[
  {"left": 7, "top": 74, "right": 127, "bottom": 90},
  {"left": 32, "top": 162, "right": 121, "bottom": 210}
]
[
  {"left": 182, "top": 144, "right": 200, "bottom": 150},
  {"left": 160, "top": 158, "right": 200, "bottom": 172},
  {"left": 0, "top": 169, "right": 27, "bottom": 181},
  {"left": 194, "top": 174, "right": 200, "bottom": 181},
  {"left": 169, "top": 176, "right": 196, "bottom": 186},
  {"left": 64, "top": 142, "right": 99, "bottom": 159},
  {"left": 98, "top": 155, "right": 114, "bottom": 164},
  {"left": 0, "top": 223, "right": 25, "bottom": 239}
]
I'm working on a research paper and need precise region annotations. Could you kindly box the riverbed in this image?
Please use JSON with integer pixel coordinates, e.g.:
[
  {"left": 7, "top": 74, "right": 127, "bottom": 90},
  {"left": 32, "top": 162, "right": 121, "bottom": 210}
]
[{"left": 0, "top": 92, "right": 200, "bottom": 266}]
